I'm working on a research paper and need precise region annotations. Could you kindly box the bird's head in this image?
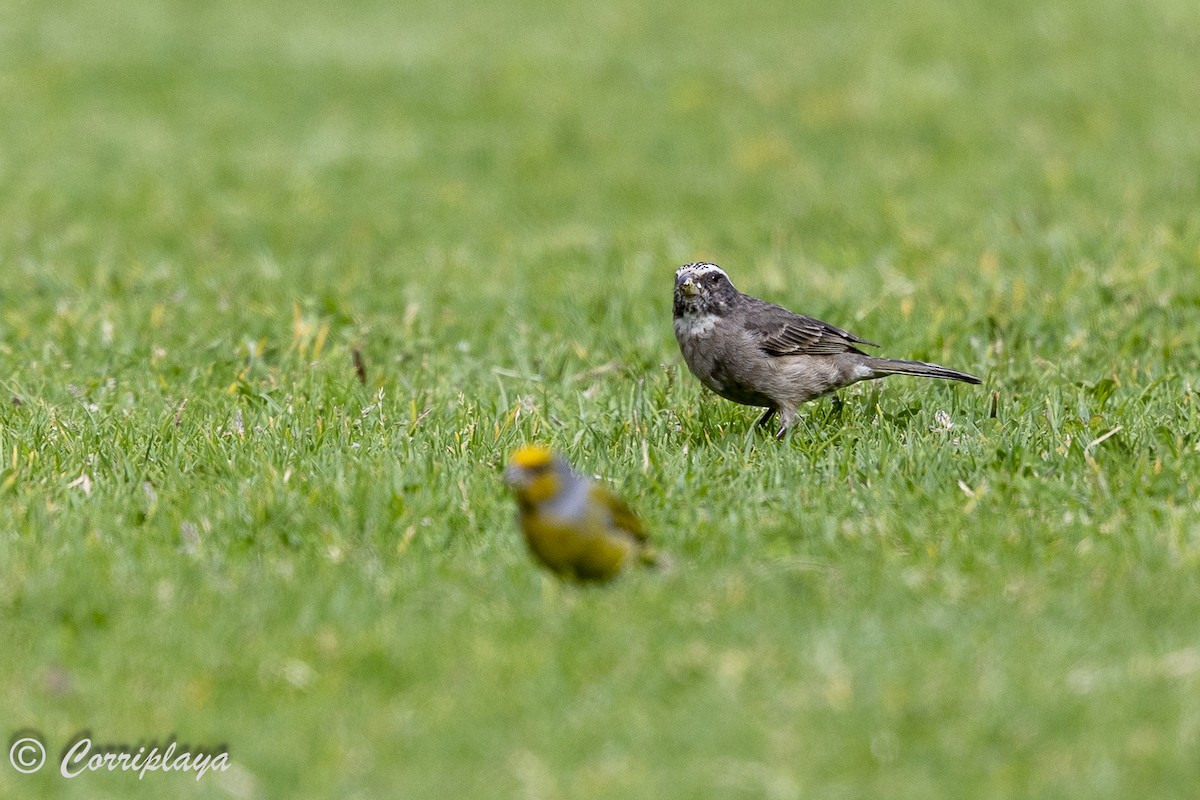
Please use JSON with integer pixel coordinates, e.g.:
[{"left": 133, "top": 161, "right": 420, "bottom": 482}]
[
  {"left": 503, "top": 444, "right": 571, "bottom": 504},
  {"left": 674, "top": 262, "right": 739, "bottom": 317}
]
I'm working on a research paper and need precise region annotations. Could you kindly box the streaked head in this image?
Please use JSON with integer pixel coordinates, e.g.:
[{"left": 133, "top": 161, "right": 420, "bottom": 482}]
[
  {"left": 504, "top": 444, "right": 570, "bottom": 504},
  {"left": 674, "top": 262, "right": 738, "bottom": 317}
]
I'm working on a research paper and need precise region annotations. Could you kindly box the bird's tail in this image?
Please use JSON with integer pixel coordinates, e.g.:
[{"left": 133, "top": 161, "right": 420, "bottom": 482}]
[
  {"left": 639, "top": 546, "right": 674, "bottom": 573},
  {"left": 864, "top": 357, "right": 981, "bottom": 385}
]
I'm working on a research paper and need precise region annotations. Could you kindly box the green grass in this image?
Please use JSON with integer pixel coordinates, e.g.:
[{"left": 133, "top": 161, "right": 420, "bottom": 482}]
[{"left": 2, "top": 0, "right": 1199, "bottom": 796}]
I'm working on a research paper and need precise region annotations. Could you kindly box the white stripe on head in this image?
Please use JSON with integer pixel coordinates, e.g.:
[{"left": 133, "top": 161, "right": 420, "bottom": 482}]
[{"left": 675, "top": 262, "right": 729, "bottom": 282}]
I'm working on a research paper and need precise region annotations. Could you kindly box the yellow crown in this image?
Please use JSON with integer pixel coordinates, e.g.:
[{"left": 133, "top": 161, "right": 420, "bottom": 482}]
[{"left": 510, "top": 444, "right": 554, "bottom": 469}]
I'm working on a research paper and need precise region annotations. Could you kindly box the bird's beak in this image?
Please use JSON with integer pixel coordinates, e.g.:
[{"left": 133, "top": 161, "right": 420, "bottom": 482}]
[{"left": 678, "top": 276, "right": 698, "bottom": 297}]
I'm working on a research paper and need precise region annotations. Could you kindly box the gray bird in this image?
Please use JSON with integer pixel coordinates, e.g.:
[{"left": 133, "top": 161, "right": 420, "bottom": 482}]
[{"left": 673, "top": 262, "right": 981, "bottom": 438}]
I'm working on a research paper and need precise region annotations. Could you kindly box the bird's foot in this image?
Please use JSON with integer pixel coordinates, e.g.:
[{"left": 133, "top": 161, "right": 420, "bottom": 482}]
[{"left": 774, "top": 409, "right": 797, "bottom": 440}]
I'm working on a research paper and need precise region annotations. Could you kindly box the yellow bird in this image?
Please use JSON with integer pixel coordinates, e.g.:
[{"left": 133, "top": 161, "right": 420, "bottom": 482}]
[{"left": 502, "top": 445, "right": 662, "bottom": 581}]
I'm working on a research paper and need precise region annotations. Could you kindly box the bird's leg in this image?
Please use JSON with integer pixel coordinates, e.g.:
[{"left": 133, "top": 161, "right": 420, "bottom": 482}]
[
  {"left": 755, "top": 407, "right": 777, "bottom": 429},
  {"left": 774, "top": 407, "right": 797, "bottom": 441}
]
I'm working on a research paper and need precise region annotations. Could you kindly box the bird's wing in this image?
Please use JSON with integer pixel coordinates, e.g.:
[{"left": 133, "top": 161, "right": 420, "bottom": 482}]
[
  {"left": 743, "top": 298, "right": 879, "bottom": 356},
  {"left": 589, "top": 484, "right": 649, "bottom": 543}
]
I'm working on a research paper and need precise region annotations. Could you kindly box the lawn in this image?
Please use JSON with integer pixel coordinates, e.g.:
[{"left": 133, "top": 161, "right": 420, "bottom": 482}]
[{"left": 2, "top": 0, "right": 1199, "bottom": 797}]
